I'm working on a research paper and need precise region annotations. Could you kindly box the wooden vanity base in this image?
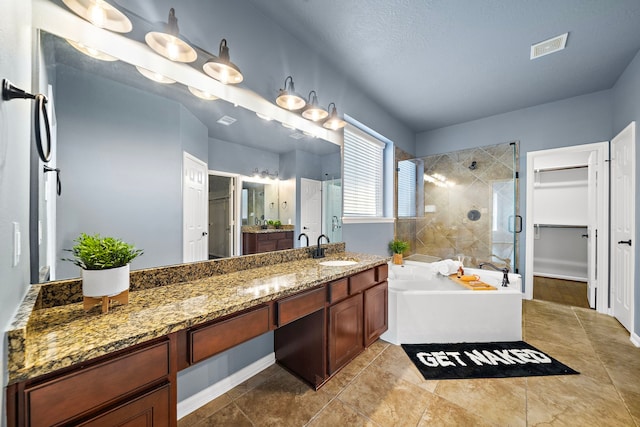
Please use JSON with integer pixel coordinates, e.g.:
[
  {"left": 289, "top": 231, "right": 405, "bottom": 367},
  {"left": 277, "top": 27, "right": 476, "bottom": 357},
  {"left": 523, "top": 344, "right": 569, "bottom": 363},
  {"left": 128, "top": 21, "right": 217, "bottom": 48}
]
[{"left": 83, "top": 289, "right": 129, "bottom": 313}]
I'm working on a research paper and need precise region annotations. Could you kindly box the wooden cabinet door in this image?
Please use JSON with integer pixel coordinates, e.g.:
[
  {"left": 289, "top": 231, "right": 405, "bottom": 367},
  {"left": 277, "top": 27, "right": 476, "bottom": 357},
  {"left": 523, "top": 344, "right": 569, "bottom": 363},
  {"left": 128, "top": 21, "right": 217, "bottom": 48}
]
[
  {"left": 364, "top": 281, "right": 388, "bottom": 347},
  {"left": 328, "top": 294, "right": 363, "bottom": 374},
  {"left": 79, "top": 384, "right": 170, "bottom": 426}
]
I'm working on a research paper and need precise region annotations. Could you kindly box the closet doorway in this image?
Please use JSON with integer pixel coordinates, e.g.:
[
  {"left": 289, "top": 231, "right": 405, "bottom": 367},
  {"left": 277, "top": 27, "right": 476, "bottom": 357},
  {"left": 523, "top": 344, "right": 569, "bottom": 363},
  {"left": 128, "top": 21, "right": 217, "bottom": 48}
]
[
  {"left": 525, "top": 142, "right": 609, "bottom": 313},
  {"left": 208, "top": 172, "right": 239, "bottom": 259}
]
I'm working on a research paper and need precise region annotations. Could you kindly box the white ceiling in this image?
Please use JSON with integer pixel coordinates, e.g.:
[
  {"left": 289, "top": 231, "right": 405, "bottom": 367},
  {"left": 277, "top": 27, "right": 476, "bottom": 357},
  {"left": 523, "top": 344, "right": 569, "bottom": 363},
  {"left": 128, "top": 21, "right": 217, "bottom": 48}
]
[{"left": 249, "top": 0, "right": 640, "bottom": 132}]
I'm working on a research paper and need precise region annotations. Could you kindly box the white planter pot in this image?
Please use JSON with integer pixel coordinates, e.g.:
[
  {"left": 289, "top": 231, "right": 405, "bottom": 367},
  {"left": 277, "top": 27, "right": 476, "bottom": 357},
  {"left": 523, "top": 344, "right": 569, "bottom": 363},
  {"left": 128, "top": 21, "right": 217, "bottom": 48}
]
[{"left": 82, "top": 264, "right": 130, "bottom": 297}]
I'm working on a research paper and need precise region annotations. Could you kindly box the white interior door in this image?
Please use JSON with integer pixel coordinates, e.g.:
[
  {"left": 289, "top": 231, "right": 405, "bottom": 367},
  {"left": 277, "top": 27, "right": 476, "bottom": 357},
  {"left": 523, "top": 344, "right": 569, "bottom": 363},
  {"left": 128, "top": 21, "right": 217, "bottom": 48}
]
[
  {"left": 586, "top": 152, "right": 597, "bottom": 308},
  {"left": 183, "top": 152, "right": 208, "bottom": 263},
  {"left": 301, "top": 178, "right": 322, "bottom": 247},
  {"left": 611, "top": 122, "right": 635, "bottom": 333}
]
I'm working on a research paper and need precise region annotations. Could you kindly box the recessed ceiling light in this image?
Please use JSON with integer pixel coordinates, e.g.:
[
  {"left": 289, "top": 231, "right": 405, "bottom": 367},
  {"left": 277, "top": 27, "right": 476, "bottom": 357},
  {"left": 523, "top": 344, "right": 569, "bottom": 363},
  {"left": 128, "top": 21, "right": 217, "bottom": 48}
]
[
  {"left": 217, "top": 115, "right": 237, "bottom": 126},
  {"left": 530, "top": 33, "right": 568, "bottom": 60},
  {"left": 255, "top": 112, "right": 273, "bottom": 121}
]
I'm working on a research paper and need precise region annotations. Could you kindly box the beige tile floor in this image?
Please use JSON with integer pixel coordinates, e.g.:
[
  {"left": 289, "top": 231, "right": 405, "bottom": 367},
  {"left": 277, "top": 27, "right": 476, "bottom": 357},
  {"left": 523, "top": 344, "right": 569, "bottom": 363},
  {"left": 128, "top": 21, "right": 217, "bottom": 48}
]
[
  {"left": 533, "top": 276, "right": 590, "bottom": 308},
  {"left": 179, "top": 300, "right": 640, "bottom": 426}
]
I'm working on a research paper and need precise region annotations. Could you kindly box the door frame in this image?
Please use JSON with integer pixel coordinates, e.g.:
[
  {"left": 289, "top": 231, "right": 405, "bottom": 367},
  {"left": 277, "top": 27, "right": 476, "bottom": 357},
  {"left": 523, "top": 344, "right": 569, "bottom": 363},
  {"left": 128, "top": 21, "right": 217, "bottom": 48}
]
[
  {"left": 207, "top": 170, "right": 242, "bottom": 256},
  {"left": 524, "top": 142, "right": 609, "bottom": 314},
  {"left": 208, "top": 170, "right": 241, "bottom": 257}
]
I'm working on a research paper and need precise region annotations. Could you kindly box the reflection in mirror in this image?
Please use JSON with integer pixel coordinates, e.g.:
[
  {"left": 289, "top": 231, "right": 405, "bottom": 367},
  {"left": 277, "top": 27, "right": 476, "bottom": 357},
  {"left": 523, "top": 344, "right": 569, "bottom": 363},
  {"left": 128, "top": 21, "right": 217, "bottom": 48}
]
[
  {"left": 34, "top": 30, "right": 342, "bottom": 283},
  {"left": 241, "top": 181, "right": 279, "bottom": 226}
]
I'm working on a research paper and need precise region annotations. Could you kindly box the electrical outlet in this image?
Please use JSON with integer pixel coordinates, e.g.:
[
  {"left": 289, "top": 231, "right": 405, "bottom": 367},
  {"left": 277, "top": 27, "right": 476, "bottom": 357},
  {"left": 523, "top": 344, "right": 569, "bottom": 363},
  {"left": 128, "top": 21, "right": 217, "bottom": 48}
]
[{"left": 13, "top": 222, "right": 21, "bottom": 267}]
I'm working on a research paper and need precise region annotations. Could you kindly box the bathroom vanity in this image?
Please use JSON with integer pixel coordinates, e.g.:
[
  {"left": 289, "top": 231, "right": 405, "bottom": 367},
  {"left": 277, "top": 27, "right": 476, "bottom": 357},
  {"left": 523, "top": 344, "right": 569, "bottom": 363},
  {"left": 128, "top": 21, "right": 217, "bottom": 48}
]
[
  {"left": 242, "top": 228, "right": 294, "bottom": 254},
  {"left": 5, "top": 245, "right": 387, "bottom": 426}
]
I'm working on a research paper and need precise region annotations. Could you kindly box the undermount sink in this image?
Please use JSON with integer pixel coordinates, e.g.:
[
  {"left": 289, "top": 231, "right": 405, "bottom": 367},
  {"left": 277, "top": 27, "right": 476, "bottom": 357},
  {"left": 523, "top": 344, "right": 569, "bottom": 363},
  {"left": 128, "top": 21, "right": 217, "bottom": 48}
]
[{"left": 319, "top": 260, "right": 358, "bottom": 267}]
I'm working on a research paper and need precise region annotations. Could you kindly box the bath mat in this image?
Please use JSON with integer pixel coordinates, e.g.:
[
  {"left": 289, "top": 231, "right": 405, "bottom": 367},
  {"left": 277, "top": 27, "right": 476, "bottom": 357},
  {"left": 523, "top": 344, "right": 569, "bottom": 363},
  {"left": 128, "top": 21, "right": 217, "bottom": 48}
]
[{"left": 402, "top": 341, "right": 579, "bottom": 380}]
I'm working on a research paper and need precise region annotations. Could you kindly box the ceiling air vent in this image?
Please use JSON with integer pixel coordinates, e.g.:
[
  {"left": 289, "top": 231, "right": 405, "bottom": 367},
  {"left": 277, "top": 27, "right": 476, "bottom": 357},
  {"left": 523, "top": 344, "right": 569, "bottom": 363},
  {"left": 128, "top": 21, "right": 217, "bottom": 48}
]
[
  {"left": 217, "top": 115, "right": 237, "bottom": 126},
  {"left": 289, "top": 132, "right": 305, "bottom": 140},
  {"left": 530, "top": 33, "right": 568, "bottom": 60}
]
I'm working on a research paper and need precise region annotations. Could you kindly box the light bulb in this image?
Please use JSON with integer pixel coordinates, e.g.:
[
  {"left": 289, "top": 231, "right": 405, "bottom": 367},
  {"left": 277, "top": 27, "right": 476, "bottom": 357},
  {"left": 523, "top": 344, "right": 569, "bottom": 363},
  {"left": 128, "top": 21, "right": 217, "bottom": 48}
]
[
  {"left": 220, "top": 68, "right": 229, "bottom": 84},
  {"left": 88, "top": 0, "right": 107, "bottom": 27},
  {"left": 166, "top": 40, "right": 180, "bottom": 61}
]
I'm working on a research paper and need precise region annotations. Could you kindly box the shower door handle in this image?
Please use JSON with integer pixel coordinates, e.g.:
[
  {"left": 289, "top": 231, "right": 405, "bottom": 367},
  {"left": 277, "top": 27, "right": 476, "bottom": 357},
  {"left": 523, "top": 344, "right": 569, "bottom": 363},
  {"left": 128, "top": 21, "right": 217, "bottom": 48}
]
[
  {"left": 617, "top": 240, "right": 632, "bottom": 246},
  {"left": 508, "top": 215, "right": 523, "bottom": 233}
]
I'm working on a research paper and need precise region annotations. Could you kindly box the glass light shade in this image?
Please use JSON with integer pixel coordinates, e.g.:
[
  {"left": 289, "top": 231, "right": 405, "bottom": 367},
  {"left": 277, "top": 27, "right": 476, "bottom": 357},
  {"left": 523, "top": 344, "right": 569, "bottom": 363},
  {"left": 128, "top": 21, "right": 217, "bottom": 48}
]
[
  {"left": 188, "top": 86, "right": 218, "bottom": 100},
  {"left": 62, "top": 0, "right": 132, "bottom": 33},
  {"left": 302, "top": 105, "right": 328, "bottom": 121},
  {"left": 66, "top": 39, "right": 118, "bottom": 61},
  {"left": 276, "top": 76, "right": 305, "bottom": 111},
  {"left": 203, "top": 61, "right": 243, "bottom": 84},
  {"left": 302, "top": 91, "right": 328, "bottom": 121},
  {"left": 145, "top": 8, "right": 197, "bottom": 63},
  {"left": 323, "top": 104, "right": 347, "bottom": 130},
  {"left": 145, "top": 32, "right": 197, "bottom": 63},
  {"left": 135, "top": 66, "right": 176, "bottom": 84},
  {"left": 203, "top": 39, "right": 243, "bottom": 84}
]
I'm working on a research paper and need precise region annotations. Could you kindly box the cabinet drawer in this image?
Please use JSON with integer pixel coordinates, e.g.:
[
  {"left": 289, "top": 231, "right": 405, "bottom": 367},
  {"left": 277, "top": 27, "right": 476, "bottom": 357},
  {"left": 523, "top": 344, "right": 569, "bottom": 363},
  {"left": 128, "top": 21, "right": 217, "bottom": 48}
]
[
  {"left": 79, "top": 384, "right": 170, "bottom": 426},
  {"left": 328, "top": 279, "right": 349, "bottom": 303},
  {"left": 277, "top": 287, "right": 326, "bottom": 326},
  {"left": 257, "top": 240, "right": 277, "bottom": 252},
  {"left": 349, "top": 268, "right": 376, "bottom": 294},
  {"left": 276, "top": 239, "right": 293, "bottom": 250},
  {"left": 189, "top": 306, "right": 270, "bottom": 364},
  {"left": 26, "top": 340, "right": 170, "bottom": 427},
  {"left": 376, "top": 263, "right": 389, "bottom": 282}
]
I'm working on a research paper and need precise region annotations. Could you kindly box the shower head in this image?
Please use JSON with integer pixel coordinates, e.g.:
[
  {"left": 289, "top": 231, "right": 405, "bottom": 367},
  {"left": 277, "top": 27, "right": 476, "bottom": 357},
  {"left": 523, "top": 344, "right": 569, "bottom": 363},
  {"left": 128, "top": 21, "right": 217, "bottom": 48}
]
[{"left": 468, "top": 161, "right": 477, "bottom": 170}]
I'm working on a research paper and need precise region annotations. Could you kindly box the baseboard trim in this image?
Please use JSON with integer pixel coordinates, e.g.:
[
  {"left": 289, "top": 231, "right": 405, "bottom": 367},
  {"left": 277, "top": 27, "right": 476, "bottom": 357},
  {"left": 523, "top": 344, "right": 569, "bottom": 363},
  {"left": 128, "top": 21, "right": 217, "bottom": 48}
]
[
  {"left": 177, "top": 352, "right": 275, "bottom": 419},
  {"left": 631, "top": 332, "right": 640, "bottom": 348}
]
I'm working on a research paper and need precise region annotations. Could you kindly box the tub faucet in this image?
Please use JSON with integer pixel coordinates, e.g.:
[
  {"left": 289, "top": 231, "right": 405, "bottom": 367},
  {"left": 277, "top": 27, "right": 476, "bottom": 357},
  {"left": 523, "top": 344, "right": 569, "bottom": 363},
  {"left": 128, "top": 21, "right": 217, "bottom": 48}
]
[
  {"left": 313, "top": 234, "right": 330, "bottom": 258},
  {"left": 298, "top": 233, "right": 309, "bottom": 247},
  {"left": 478, "top": 262, "right": 510, "bottom": 287}
]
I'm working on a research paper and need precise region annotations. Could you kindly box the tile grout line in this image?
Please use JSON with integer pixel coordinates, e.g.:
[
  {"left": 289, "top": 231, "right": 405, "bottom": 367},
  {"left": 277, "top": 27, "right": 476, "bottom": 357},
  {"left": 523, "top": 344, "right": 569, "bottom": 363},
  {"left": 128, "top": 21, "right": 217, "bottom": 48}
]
[
  {"left": 304, "top": 343, "right": 389, "bottom": 427},
  {"left": 572, "top": 307, "right": 640, "bottom": 426}
]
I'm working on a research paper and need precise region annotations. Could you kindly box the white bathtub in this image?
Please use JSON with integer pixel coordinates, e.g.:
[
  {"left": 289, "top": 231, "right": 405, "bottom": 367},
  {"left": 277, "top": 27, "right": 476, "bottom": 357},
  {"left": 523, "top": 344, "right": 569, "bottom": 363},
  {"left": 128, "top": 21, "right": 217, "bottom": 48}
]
[{"left": 380, "top": 261, "right": 522, "bottom": 344}]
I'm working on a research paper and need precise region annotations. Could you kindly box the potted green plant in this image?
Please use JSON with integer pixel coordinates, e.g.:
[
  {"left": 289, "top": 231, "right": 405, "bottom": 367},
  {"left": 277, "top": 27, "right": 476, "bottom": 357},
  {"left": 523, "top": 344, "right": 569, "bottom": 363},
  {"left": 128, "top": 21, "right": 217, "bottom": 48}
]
[
  {"left": 389, "top": 239, "right": 409, "bottom": 265},
  {"left": 65, "top": 233, "right": 143, "bottom": 298},
  {"left": 273, "top": 219, "right": 282, "bottom": 229}
]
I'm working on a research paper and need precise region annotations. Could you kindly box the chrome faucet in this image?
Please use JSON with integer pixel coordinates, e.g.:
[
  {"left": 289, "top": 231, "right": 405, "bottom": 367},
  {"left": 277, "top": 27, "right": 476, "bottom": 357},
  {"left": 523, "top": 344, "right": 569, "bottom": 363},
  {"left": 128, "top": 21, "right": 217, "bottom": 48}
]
[
  {"left": 478, "top": 262, "right": 510, "bottom": 287},
  {"left": 298, "top": 233, "right": 309, "bottom": 247},
  {"left": 313, "top": 234, "right": 330, "bottom": 258}
]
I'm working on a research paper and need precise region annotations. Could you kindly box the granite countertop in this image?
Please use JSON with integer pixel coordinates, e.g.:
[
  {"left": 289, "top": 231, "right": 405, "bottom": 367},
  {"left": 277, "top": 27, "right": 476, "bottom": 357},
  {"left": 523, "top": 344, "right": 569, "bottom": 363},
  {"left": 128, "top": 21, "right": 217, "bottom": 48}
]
[
  {"left": 241, "top": 226, "right": 295, "bottom": 234},
  {"left": 242, "top": 228, "right": 293, "bottom": 234},
  {"left": 7, "top": 251, "right": 386, "bottom": 384}
]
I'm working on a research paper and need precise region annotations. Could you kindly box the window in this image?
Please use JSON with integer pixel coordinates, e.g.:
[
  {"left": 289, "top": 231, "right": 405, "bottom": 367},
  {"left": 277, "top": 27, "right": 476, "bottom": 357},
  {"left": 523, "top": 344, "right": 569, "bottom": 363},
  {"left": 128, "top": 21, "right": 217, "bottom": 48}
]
[
  {"left": 397, "top": 160, "right": 417, "bottom": 217},
  {"left": 343, "top": 124, "right": 385, "bottom": 217}
]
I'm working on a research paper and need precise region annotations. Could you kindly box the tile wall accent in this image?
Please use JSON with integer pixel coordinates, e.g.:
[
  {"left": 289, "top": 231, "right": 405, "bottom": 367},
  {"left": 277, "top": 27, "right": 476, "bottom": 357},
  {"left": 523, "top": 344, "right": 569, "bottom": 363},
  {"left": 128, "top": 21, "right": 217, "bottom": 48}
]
[{"left": 396, "top": 143, "right": 518, "bottom": 268}]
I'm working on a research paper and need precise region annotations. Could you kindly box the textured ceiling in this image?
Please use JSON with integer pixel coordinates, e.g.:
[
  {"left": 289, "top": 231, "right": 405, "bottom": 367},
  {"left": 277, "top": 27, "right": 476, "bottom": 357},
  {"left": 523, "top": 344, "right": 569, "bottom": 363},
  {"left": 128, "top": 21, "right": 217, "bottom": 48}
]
[{"left": 249, "top": 0, "right": 640, "bottom": 132}]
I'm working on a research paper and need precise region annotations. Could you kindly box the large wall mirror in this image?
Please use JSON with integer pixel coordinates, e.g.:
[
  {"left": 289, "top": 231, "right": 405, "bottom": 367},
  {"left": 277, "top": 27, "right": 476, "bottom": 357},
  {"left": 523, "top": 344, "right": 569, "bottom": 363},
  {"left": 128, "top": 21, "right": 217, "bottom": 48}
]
[{"left": 33, "top": 27, "right": 342, "bottom": 283}]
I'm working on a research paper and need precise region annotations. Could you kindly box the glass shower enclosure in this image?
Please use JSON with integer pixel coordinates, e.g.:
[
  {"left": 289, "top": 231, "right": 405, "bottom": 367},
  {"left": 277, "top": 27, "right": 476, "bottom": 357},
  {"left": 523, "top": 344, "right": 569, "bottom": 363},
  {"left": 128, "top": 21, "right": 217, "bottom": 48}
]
[{"left": 395, "top": 142, "right": 519, "bottom": 271}]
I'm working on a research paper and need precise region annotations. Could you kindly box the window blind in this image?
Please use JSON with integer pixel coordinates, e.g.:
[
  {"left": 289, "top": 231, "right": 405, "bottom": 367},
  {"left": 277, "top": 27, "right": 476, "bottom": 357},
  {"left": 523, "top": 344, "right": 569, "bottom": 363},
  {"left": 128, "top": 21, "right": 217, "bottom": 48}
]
[
  {"left": 397, "top": 160, "right": 416, "bottom": 217},
  {"left": 343, "top": 124, "right": 385, "bottom": 217}
]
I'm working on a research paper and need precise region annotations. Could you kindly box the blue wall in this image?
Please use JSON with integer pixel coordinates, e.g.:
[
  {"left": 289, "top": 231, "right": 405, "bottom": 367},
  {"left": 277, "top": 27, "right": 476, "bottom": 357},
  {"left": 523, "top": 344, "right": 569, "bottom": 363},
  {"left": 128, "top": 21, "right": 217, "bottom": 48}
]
[
  {"left": 0, "top": 1, "right": 32, "bottom": 422},
  {"left": 54, "top": 65, "right": 203, "bottom": 279},
  {"left": 612, "top": 49, "right": 640, "bottom": 335}
]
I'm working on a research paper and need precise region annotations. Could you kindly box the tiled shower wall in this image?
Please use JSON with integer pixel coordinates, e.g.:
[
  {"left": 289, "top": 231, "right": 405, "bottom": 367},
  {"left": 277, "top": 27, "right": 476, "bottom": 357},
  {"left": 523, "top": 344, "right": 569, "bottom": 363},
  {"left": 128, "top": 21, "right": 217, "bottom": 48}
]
[{"left": 395, "top": 142, "right": 519, "bottom": 269}]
